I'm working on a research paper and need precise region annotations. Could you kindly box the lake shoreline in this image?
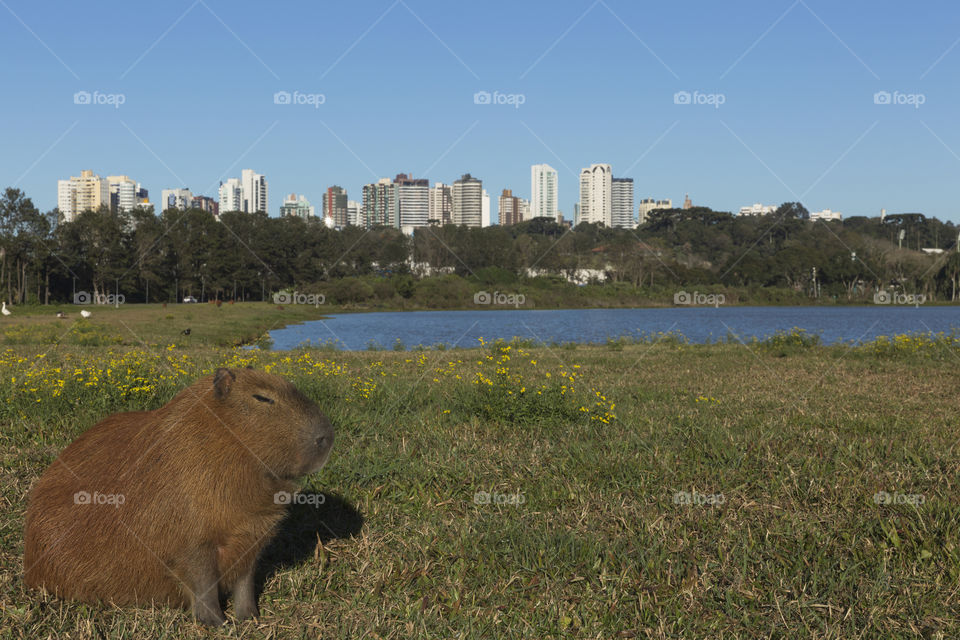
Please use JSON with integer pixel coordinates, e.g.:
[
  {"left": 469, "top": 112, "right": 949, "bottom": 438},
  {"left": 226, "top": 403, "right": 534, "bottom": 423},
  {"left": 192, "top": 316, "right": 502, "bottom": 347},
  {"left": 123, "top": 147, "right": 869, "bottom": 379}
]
[{"left": 266, "top": 306, "right": 960, "bottom": 351}]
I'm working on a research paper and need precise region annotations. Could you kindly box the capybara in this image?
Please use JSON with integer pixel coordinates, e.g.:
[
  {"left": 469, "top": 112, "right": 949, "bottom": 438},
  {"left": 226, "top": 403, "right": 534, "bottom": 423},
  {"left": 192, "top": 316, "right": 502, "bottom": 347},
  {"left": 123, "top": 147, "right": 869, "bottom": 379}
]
[{"left": 24, "top": 367, "right": 334, "bottom": 625}]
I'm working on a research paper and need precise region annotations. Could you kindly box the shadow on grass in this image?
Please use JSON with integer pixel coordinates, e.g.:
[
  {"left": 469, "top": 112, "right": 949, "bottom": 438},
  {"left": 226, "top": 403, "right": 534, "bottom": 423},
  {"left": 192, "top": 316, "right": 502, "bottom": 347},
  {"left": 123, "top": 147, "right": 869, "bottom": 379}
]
[{"left": 254, "top": 492, "right": 363, "bottom": 594}]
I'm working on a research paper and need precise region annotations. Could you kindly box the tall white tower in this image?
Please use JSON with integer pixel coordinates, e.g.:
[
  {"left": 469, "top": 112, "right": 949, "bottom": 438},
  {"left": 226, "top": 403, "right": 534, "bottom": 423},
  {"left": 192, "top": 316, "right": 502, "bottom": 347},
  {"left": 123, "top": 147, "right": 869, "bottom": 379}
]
[
  {"left": 530, "top": 164, "right": 558, "bottom": 220},
  {"left": 578, "top": 164, "right": 612, "bottom": 226}
]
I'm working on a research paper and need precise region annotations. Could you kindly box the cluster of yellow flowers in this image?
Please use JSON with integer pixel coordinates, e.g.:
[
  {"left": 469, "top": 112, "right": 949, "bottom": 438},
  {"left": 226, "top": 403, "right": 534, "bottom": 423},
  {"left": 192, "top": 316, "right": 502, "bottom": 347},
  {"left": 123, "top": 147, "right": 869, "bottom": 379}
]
[
  {"left": 0, "top": 339, "right": 618, "bottom": 425},
  {"left": 869, "top": 332, "right": 960, "bottom": 358}
]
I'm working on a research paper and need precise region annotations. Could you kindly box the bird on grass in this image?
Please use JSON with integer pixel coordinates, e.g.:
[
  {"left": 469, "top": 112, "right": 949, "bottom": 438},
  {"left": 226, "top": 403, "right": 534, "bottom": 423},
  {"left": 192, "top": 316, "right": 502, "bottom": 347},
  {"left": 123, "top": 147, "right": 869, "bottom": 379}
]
[
  {"left": 180, "top": 328, "right": 191, "bottom": 336},
  {"left": 80, "top": 310, "right": 91, "bottom": 318},
  {"left": 1, "top": 302, "right": 10, "bottom": 316},
  {"left": 56, "top": 311, "right": 66, "bottom": 318}
]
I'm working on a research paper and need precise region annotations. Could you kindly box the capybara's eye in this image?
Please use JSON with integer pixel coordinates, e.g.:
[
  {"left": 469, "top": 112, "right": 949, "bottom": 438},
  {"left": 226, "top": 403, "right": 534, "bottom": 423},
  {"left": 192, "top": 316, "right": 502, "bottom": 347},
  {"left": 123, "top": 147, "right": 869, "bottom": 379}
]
[{"left": 252, "top": 394, "right": 275, "bottom": 404}]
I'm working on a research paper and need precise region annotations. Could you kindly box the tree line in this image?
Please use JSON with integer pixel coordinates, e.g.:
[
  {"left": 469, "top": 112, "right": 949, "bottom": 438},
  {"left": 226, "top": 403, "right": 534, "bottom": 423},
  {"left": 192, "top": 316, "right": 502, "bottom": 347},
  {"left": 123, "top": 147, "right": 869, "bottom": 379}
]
[{"left": 1, "top": 188, "right": 959, "bottom": 305}]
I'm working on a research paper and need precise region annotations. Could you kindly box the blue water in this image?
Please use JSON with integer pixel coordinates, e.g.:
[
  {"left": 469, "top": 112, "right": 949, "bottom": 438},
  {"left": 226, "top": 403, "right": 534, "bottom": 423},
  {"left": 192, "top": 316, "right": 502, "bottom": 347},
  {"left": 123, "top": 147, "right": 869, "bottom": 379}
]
[{"left": 267, "top": 306, "right": 960, "bottom": 351}]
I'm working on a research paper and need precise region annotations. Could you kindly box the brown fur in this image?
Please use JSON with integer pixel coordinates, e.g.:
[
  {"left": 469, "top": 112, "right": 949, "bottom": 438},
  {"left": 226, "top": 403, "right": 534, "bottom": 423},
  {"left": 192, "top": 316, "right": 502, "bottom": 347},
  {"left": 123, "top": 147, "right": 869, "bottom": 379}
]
[{"left": 23, "top": 368, "right": 334, "bottom": 625}]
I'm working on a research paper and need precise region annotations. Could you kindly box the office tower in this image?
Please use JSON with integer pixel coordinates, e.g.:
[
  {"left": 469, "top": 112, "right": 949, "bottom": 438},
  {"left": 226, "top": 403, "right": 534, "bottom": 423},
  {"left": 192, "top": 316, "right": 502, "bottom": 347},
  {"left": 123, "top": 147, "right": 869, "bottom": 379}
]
[
  {"left": 578, "top": 164, "right": 612, "bottom": 226},
  {"left": 611, "top": 177, "right": 635, "bottom": 229},
  {"left": 395, "top": 173, "right": 429, "bottom": 229},
  {"left": 530, "top": 163, "right": 558, "bottom": 220},
  {"left": 241, "top": 169, "right": 268, "bottom": 213},
  {"left": 362, "top": 178, "right": 396, "bottom": 228},
  {"left": 451, "top": 174, "right": 482, "bottom": 227},
  {"left": 57, "top": 170, "right": 109, "bottom": 221},
  {"left": 428, "top": 182, "right": 452, "bottom": 224},
  {"left": 218, "top": 178, "right": 242, "bottom": 213}
]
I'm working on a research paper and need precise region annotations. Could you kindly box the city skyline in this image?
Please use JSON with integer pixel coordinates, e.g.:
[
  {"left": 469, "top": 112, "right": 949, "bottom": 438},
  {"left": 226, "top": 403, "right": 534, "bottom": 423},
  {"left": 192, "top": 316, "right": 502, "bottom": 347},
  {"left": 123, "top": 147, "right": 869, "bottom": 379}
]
[
  {"left": 51, "top": 163, "right": 858, "bottom": 231},
  {"left": 4, "top": 2, "right": 960, "bottom": 221}
]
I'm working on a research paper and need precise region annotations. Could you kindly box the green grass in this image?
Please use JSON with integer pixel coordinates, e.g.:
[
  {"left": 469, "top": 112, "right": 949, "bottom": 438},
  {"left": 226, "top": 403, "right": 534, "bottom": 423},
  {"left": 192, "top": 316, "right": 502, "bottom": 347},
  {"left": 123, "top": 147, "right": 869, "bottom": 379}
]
[
  {"left": 1, "top": 311, "right": 960, "bottom": 637},
  {"left": 0, "top": 302, "right": 329, "bottom": 348}
]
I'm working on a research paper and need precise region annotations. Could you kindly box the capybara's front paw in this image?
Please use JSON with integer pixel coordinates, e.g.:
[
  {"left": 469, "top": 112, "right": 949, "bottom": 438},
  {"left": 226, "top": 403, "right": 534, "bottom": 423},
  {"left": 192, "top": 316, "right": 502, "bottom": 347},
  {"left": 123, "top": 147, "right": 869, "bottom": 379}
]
[
  {"left": 234, "top": 600, "right": 259, "bottom": 621},
  {"left": 195, "top": 606, "right": 227, "bottom": 627}
]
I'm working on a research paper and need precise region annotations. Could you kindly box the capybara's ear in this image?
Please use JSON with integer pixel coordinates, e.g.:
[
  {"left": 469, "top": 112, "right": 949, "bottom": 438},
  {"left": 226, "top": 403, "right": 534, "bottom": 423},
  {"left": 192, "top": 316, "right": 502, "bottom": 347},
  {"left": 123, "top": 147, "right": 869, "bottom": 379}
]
[{"left": 213, "top": 368, "right": 237, "bottom": 399}]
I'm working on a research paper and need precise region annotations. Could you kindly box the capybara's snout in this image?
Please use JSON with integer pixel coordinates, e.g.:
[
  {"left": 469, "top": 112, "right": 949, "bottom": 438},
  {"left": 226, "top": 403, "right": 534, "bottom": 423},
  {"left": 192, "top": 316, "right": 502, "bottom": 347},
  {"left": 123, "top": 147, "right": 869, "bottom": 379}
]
[{"left": 305, "top": 412, "right": 334, "bottom": 473}]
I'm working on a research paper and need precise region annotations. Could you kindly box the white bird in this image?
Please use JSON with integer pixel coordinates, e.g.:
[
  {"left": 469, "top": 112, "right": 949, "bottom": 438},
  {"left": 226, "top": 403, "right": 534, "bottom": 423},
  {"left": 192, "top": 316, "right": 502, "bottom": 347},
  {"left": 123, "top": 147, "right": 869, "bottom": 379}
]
[
  {"left": 1, "top": 302, "right": 9, "bottom": 316},
  {"left": 80, "top": 309, "right": 91, "bottom": 318}
]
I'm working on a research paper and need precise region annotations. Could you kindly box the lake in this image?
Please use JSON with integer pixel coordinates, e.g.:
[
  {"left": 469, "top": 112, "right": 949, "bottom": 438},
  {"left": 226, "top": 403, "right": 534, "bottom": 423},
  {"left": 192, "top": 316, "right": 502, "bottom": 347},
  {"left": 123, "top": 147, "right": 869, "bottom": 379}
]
[{"left": 267, "top": 305, "right": 960, "bottom": 350}]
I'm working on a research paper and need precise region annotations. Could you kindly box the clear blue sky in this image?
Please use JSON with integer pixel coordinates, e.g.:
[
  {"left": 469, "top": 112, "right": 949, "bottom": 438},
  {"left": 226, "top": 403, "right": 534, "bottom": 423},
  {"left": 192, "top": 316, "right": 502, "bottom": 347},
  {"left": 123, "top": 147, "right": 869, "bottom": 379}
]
[{"left": 2, "top": 0, "right": 959, "bottom": 222}]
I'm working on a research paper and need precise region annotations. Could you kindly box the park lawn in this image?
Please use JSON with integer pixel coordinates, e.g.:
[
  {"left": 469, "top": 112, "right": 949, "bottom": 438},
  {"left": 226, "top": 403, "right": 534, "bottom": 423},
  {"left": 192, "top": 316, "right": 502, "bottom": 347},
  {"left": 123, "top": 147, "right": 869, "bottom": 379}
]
[
  {"left": 0, "top": 321, "right": 958, "bottom": 637},
  {"left": 0, "top": 302, "right": 329, "bottom": 348}
]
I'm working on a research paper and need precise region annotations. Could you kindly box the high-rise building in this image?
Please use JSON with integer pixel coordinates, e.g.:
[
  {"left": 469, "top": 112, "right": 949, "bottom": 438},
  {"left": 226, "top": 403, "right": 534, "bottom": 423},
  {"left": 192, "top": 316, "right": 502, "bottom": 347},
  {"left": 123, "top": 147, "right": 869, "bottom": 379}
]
[
  {"left": 218, "top": 178, "right": 242, "bottom": 213},
  {"left": 481, "top": 188, "right": 491, "bottom": 228},
  {"left": 683, "top": 193, "right": 692, "bottom": 210},
  {"left": 531, "top": 163, "right": 558, "bottom": 220},
  {"left": 362, "top": 178, "right": 396, "bottom": 228},
  {"left": 346, "top": 200, "right": 361, "bottom": 226},
  {"left": 395, "top": 173, "right": 429, "bottom": 230},
  {"left": 498, "top": 189, "right": 525, "bottom": 226},
  {"left": 323, "top": 186, "right": 348, "bottom": 227},
  {"left": 578, "top": 164, "right": 612, "bottom": 226},
  {"left": 57, "top": 181, "right": 75, "bottom": 220},
  {"left": 57, "top": 170, "right": 109, "bottom": 221},
  {"left": 498, "top": 191, "right": 529, "bottom": 226},
  {"left": 107, "top": 175, "right": 138, "bottom": 213},
  {"left": 241, "top": 169, "right": 268, "bottom": 213},
  {"left": 451, "top": 174, "right": 482, "bottom": 227},
  {"left": 638, "top": 198, "right": 672, "bottom": 225},
  {"left": 428, "top": 182, "right": 452, "bottom": 224},
  {"left": 280, "top": 193, "right": 315, "bottom": 219},
  {"left": 611, "top": 178, "right": 635, "bottom": 229},
  {"left": 192, "top": 195, "right": 219, "bottom": 217},
  {"left": 160, "top": 188, "right": 194, "bottom": 212}
]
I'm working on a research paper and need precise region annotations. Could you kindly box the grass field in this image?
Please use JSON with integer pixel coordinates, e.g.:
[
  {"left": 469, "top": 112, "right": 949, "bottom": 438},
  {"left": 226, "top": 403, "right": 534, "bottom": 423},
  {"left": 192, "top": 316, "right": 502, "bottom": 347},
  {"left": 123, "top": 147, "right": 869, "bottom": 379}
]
[
  {"left": 0, "top": 302, "right": 329, "bottom": 348},
  {"left": 1, "top": 306, "right": 959, "bottom": 638}
]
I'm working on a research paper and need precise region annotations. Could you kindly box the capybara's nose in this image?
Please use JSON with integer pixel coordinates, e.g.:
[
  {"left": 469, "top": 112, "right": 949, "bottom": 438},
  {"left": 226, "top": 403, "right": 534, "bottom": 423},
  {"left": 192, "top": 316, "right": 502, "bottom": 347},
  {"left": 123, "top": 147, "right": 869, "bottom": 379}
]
[{"left": 316, "top": 434, "right": 332, "bottom": 451}]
